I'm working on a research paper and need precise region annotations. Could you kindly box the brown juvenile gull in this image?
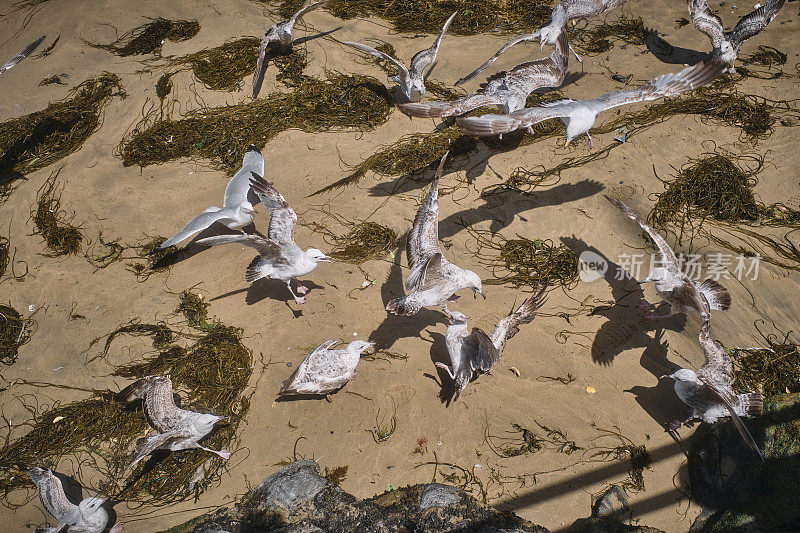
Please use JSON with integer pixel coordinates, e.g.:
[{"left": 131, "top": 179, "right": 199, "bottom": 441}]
[
  {"left": 22, "top": 464, "right": 121, "bottom": 533},
  {"left": 456, "top": 0, "right": 629, "bottom": 85},
  {"left": 0, "top": 35, "right": 46, "bottom": 76},
  {"left": 343, "top": 11, "right": 457, "bottom": 103},
  {"left": 386, "top": 153, "right": 484, "bottom": 316},
  {"left": 397, "top": 28, "right": 568, "bottom": 119},
  {"left": 198, "top": 172, "right": 330, "bottom": 304},
  {"left": 158, "top": 145, "right": 264, "bottom": 250},
  {"left": 117, "top": 375, "right": 231, "bottom": 473},
  {"left": 661, "top": 319, "right": 764, "bottom": 461},
  {"left": 252, "top": 0, "right": 329, "bottom": 97},
  {"left": 457, "top": 60, "right": 723, "bottom": 148},
  {"left": 688, "top": 0, "right": 786, "bottom": 74},
  {"left": 437, "top": 286, "right": 547, "bottom": 401},
  {"left": 279, "top": 339, "right": 374, "bottom": 401},
  {"left": 606, "top": 195, "right": 731, "bottom": 323}
]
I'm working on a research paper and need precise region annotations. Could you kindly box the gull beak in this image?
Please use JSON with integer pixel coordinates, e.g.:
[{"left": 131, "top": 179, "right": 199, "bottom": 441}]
[
  {"left": 321, "top": 256, "right": 333, "bottom": 262},
  {"left": 563, "top": 138, "right": 570, "bottom": 148},
  {"left": 659, "top": 374, "right": 670, "bottom": 380},
  {"left": 475, "top": 289, "right": 485, "bottom": 299}
]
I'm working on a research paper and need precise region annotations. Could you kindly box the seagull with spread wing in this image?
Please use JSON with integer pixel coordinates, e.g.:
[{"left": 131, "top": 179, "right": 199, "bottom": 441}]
[
  {"left": 279, "top": 340, "right": 374, "bottom": 401},
  {"left": 662, "top": 319, "right": 764, "bottom": 461},
  {"left": 688, "top": 0, "right": 786, "bottom": 74},
  {"left": 456, "top": 0, "right": 628, "bottom": 85},
  {"left": 252, "top": 0, "right": 328, "bottom": 97},
  {"left": 387, "top": 153, "right": 484, "bottom": 316},
  {"left": 397, "top": 28, "right": 568, "bottom": 119},
  {"left": 457, "top": 60, "right": 723, "bottom": 148},
  {"left": 437, "top": 286, "right": 547, "bottom": 401},
  {"left": 198, "top": 172, "right": 330, "bottom": 304},
  {"left": 158, "top": 145, "right": 263, "bottom": 250},
  {"left": 606, "top": 195, "right": 731, "bottom": 323},
  {"left": 117, "top": 375, "right": 230, "bottom": 473},
  {"left": 343, "top": 11, "right": 457, "bottom": 103},
  {"left": 0, "top": 35, "right": 46, "bottom": 77},
  {"left": 22, "top": 465, "right": 120, "bottom": 533}
]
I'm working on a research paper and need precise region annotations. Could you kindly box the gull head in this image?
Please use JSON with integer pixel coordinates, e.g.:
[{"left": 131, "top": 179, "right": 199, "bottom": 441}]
[
  {"left": 195, "top": 413, "right": 226, "bottom": 433},
  {"left": 240, "top": 201, "right": 256, "bottom": 215},
  {"left": 661, "top": 369, "right": 697, "bottom": 383},
  {"left": 306, "top": 248, "right": 332, "bottom": 263},
  {"left": 447, "top": 310, "right": 469, "bottom": 324},
  {"left": 348, "top": 340, "right": 375, "bottom": 355},
  {"left": 538, "top": 26, "right": 556, "bottom": 47},
  {"left": 463, "top": 270, "right": 484, "bottom": 299},
  {"left": 78, "top": 496, "right": 109, "bottom": 521}
]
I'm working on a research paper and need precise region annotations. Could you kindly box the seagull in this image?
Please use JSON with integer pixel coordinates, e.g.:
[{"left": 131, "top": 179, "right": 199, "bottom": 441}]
[
  {"left": 252, "top": 0, "right": 329, "bottom": 97},
  {"left": 387, "top": 153, "right": 484, "bottom": 316},
  {"left": 436, "top": 286, "right": 547, "bottom": 401},
  {"left": 157, "top": 145, "right": 263, "bottom": 250},
  {"left": 605, "top": 195, "right": 731, "bottom": 323},
  {"left": 688, "top": 0, "right": 786, "bottom": 74},
  {"left": 456, "top": 0, "right": 629, "bottom": 85},
  {"left": 278, "top": 340, "right": 374, "bottom": 401},
  {"left": 116, "top": 375, "right": 231, "bottom": 473},
  {"left": 0, "top": 35, "right": 46, "bottom": 76},
  {"left": 22, "top": 465, "right": 121, "bottom": 533},
  {"left": 343, "top": 11, "right": 457, "bottom": 103},
  {"left": 198, "top": 172, "right": 330, "bottom": 304},
  {"left": 661, "top": 319, "right": 764, "bottom": 461},
  {"left": 397, "top": 28, "right": 568, "bottom": 119},
  {"left": 457, "top": 60, "right": 723, "bottom": 148}
]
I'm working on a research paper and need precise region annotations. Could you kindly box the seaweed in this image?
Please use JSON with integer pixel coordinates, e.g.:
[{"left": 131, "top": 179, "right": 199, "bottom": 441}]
[
  {"left": 0, "top": 236, "right": 8, "bottom": 279},
  {"left": 33, "top": 35, "right": 59, "bottom": 59},
  {"left": 0, "top": 73, "right": 124, "bottom": 200},
  {"left": 571, "top": 14, "right": 649, "bottom": 55},
  {"left": 125, "top": 237, "right": 182, "bottom": 281},
  {"left": 0, "top": 304, "right": 33, "bottom": 365},
  {"left": 311, "top": 220, "right": 397, "bottom": 264},
  {"left": 589, "top": 425, "right": 651, "bottom": 493},
  {"left": 732, "top": 330, "right": 800, "bottom": 396},
  {"left": 486, "top": 422, "right": 581, "bottom": 458},
  {"left": 175, "top": 290, "right": 209, "bottom": 328},
  {"left": 170, "top": 37, "right": 261, "bottom": 91},
  {"left": 85, "top": 18, "right": 200, "bottom": 57},
  {"left": 741, "top": 46, "right": 787, "bottom": 67},
  {"left": 38, "top": 75, "right": 65, "bottom": 86},
  {"left": 31, "top": 169, "right": 83, "bottom": 256},
  {"left": 323, "top": 465, "right": 348, "bottom": 485},
  {"left": 122, "top": 71, "right": 391, "bottom": 172}
]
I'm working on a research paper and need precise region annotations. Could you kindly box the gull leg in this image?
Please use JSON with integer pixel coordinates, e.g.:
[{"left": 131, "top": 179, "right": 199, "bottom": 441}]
[
  {"left": 527, "top": 125, "right": 535, "bottom": 135},
  {"left": 325, "top": 394, "right": 332, "bottom": 403},
  {"left": 287, "top": 280, "right": 306, "bottom": 304},
  {"left": 197, "top": 445, "right": 231, "bottom": 460},
  {"left": 296, "top": 282, "right": 309, "bottom": 295},
  {"left": 584, "top": 133, "right": 593, "bottom": 150},
  {"left": 568, "top": 43, "right": 582, "bottom": 63},
  {"left": 435, "top": 362, "right": 456, "bottom": 380}
]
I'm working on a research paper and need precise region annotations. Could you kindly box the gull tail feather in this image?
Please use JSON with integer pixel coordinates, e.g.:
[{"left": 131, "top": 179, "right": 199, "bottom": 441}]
[{"left": 698, "top": 279, "right": 731, "bottom": 311}]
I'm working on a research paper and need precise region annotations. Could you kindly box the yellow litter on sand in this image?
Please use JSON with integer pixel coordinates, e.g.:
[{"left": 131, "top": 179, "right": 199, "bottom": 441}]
[
  {"left": 586, "top": 386, "right": 596, "bottom": 394},
  {"left": 52, "top": 416, "right": 65, "bottom": 423},
  {"left": 509, "top": 367, "right": 521, "bottom": 377}
]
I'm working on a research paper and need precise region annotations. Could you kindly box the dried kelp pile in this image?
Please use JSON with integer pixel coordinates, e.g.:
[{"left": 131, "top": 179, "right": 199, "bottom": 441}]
[
  {"left": 0, "top": 304, "right": 33, "bottom": 366},
  {"left": 0, "top": 291, "right": 253, "bottom": 506},
  {"left": 85, "top": 18, "right": 199, "bottom": 56},
  {"left": 125, "top": 237, "right": 181, "bottom": 281},
  {"left": 469, "top": 229, "right": 579, "bottom": 289},
  {"left": 169, "top": 37, "right": 261, "bottom": 91},
  {"left": 31, "top": 169, "right": 83, "bottom": 256},
  {"left": 732, "top": 335, "right": 800, "bottom": 396},
  {"left": 571, "top": 14, "right": 649, "bottom": 55},
  {"left": 741, "top": 46, "right": 787, "bottom": 68},
  {"left": 486, "top": 422, "right": 581, "bottom": 458},
  {"left": 0, "top": 74, "right": 124, "bottom": 199},
  {"left": 589, "top": 426, "right": 651, "bottom": 493},
  {"left": 122, "top": 72, "right": 391, "bottom": 172},
  {"left": 325, "top": 222, "right": 397, "bottom": 264},
  {"left": 278, "top": 0, "right": 553, "bottom": 35}
]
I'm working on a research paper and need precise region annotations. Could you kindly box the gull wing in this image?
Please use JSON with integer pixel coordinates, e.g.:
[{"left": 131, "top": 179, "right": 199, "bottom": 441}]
[
  {"left": 455, "top": 105, "right": 566, "bottom": 136},
  {"left": 696, "top": 320, "right": 733, "bottom": 389},
  {"left": 159, "top": 209, "right": 238, "bottom": 249},
  {"left": 409, "top": 11, "right": 457, "bottom": 79},
  {"left": 249, "top": 172, "right": 298, "bottom": 247},
  {"left": 289, "top": 0, "right": 329, "bottom": 27},
  {"left": 343, "top": 41, "right": 410, "bottom": 81},
  {"left": 405, "top": 153, "right": 446, "bottom": 290},
  {"left": 279, "top": 340, "right": 338, "bottom": 394},
  {"left": 0, "top": 35, "right": 46, "bottom": 76},
  {"left": 397, "top": 94, "right": 502, "bottom": 118},
  {"left": 223, "top": 146, "right": 264, "bottom": 209},
  {"left": 462, "top": 327, "right": 501, "bottom": 373},
  {"left": 24, "top": 466, "right": 77, "bottom": 524},
  {"left": 728, "top": 0, "right": 786, "bottom": 48},
  {"left": 489, "top": 285, "right": 547, "bottom": 348},
  {"left": 197, "top": 234, "right": 291, "bottom": 264},
  {"left": 606, "top": 195, "right": 681, "bottom": 273},
  {"left": 688, "top": 0, "right": 725, "bottom": 49},
  {"left": 455, "top": 31, "right": 542, "bottom": 86},
  {"left": 252, "top": 27, "right": 279, "bottom": 99},
  {"left": 701, "top": 380, "right": 765, "bottom": 461}
]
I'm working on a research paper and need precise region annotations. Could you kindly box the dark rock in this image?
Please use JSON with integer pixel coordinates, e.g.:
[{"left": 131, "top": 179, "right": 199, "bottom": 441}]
[{"left": 591, "top": 485, "right": 630, "bottom": 519}]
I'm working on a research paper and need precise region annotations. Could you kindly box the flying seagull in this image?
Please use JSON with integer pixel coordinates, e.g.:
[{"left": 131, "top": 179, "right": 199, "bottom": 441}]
[
  {"left": 437, "top": 286, "right": 547, "bottom": 401},
  {"left": 0, "top": 35, "right": 46, "bottom": 76},
  {"left": 457, "top": 60, "right": 723, "bottom": 148},
  {"left": 387, "top": 153, "right": 484, "bottom": 316},
  {"left": 279, "top": 340, "right": 374, "bottom": 401},
  {"left": 456, "top": 0, "right": 629, "bottom": 85},
  {"left": 662, "top": 319, "right": 764, "bottom": 461},
  {"left": 397, "top": 28, "right": 568, "bottom": 118},
  {"left": 688, "top": 0, "right": 786, "bottom": 74},
  {"left": 117, "top": 375, "right": 231, "bottom": 472},
  {"left": 343, "top": 11, "right": 457, "bottom": 103},
  {"left": 605, "top": 195, "right": 731, "bottom": 323},
  {"left": 198, "top": 172, "right": 330, "bottom": 304},
  {"left": 158, "top": 145, "right": 263, "bottom": 250},
  {"left": 252, "top": 0, "right": 329, "bottom": 97},
  {"left": 22, "top": 465, "right": 121, "bottom": 533}
]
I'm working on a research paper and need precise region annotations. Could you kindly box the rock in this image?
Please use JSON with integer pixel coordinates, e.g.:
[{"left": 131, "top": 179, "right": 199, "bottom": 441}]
[
  {"left": 592, "top": 485, "right": 630, "bottom": 518},
  {"left": 419, "top": 483, "right": 462, "bottom": 510}
]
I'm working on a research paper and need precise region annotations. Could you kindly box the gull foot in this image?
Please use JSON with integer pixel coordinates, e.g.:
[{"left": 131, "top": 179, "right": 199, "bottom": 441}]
[
  {"left": 447, "top": 294, "right": 461, "bottom": 302},
  {"left": 325, "top": 394, "right": 332, "bottom": 403},
  {"left": 216, "top": 450, "right": 232, "bottom": 460},
  {"left": 296, "top": 284, "right": 309, "bottom": 295},
  {"left": 584, "top": 135, "right": 593, "bottom": 150},
  {"left": 293, "top": 296, "right": 306, "bottom": 305},
  {"left": 668, "top": 419, "right": 682, "bottom": 431},
  {"left": 638, "top": 300, "right": 656, "bottom": 313}
]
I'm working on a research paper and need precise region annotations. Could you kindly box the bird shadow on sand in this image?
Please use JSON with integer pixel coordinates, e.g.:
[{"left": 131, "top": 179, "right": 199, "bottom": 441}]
[
  {"left": 644, "top": 30, "right": 710, "bottom": 65},
  {"left": 153, "top": 221, "right": 266, "bottom": 268},
  {"left": 426, "top": 330, "right": 458, "bottom": 405},
  {"left": 207, "top": 276, "right": 322, "bottom": 318}
]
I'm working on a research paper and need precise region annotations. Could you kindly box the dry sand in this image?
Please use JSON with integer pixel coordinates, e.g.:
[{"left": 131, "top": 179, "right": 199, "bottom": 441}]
[{"left": 1, "top": 0, "right": 799, "bottom": 531}]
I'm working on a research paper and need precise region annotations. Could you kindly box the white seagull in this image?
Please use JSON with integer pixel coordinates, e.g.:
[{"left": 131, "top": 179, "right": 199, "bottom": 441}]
[
  {"left": 22, "top": 465, "right": 121, "bottom": 533},
  {"left": 117, "top": 375, "right": 231, "bottom": 473},
  {"left": 252, "top": 0, "right": 329, "bottom": 97},
  {"left": 457, "top": 60, "right": 723, "bottom": 148},
  {"left": 343, "top": 11, "right": 457, "bottom": 103},
  {"left": 386, "top": 153, "right": 484, "bottom": 316},
  {"left": 278, "top": 340, "right": 374, "bottom": 401},
  {"left": 606, "top": 195, "right": 731, "bottom": 323},
  {"left": 688, "top": 0, "right": 786, "bottom": 74},
  {"left": 198, "top": 172, "right": 330, "bottom": 304},
  {"left": 437, "top": 286, "right": 547, "bottom": 401},
  {"left": 158, "top": 145, "right": 263, "bottom": 250},
  {"left": 662, "top": 319, "right": 764, "bottom": 461},
  {"left": 0, "top": 35, "right": 46, "bottom": 76},
  {"left": 456, "top": 0, "right": 629, "bottom": 85},
  {"left": 397, "top": 28, "right": 568, "bottom": 118}
]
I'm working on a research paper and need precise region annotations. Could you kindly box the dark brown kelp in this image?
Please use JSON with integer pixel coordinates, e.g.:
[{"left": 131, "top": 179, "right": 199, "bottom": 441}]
[
  {"left": 0, "top": 304, "right": 32, "bottom": 365},
  {"left": 732, "top": 334, "right": 800, "bottom": 396},
  {"left": 486, "top": 422, "right": 581, "bottom": 458},
  {"left": 31, "top": 169, "right": 83, "bottom": 256},
  {"left": 571, "top": 14, "right": 649, "bottom": 54},
  {"left": 326, "top": 222, "right": 397, "bottom": 264},
  {"left": 85, "top": 18, "right": 200, "bottom": 56},
  {"left": 171, "top": 37, "right": 261, "bottom": 91}
]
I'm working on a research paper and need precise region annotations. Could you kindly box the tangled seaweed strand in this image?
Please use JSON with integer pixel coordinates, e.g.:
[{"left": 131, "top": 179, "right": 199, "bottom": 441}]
[
  {"left": 0, "top": 292, "right": 253, "bottom": 505},
  {"left": 170, "top": 37, "right": 260, "bottom": 91},
  {"left": 125, "top": 237, "right": 181, "bottom": 281},
  {"left": 741, "top": 46, "right": 787, "bottom": 67},
  {"left": 571, "top": 14, "right": 649, "bottom": 55},
  {"left": 0, "top": 74, "right": 124, "bottom": 200},
  {"left": 326, "top": 222, "right": 397, "bottom": 264},
  {"left": 589, "top": 425, "right": 651, "bottom": 493},
  {"left": 122, "top": 72, "right": 391, "bottom": 172},
  {"left": 31, "top": 169, "right": 83, "bottom": 256},
  {"left": 0, "top": 236, "right": 8, "bottom": 278},
  {"left": 278, "top": 0, "right": 552, "bottom": 36},
  {"left": 38, "top": 75, "right": 65, "bottom": 86},
  {"left": 0, "top": 304, "right": 33, "bottom": 365},
  {"left": 486, "top": 422, "right": 581, "bottom": 458},
  {"left": 732, "top": 334, "right": 800, "bottom": 396},
  {"left": 85, "top": 18, "right": 200, "bottom": 56}
]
